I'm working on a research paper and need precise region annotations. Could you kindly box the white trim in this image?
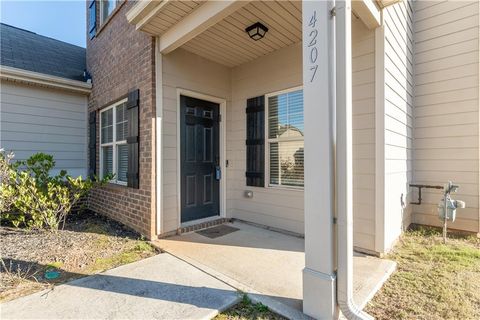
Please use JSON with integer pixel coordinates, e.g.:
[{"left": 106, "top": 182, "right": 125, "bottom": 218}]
[
  {"left": 176, "top": 88, "right": 227, "bottom": 229},
  {"left": 159, "top": 0, "right": 250, "bottom": 54},
  {"left": 352, "top": 0, "right": 381, "bottom": 30},
  {"left": 99, "top": 0, "right": 119, "bottom": 25},
  {"left": 99, "top": 98, "right": 128, "bottom": 186},
  {"left": 84, "top": 95, "right": 89, "bottom": 179},
  {"left": 374, "top": 22, "right": 386, "bottom": 253},
  {"left": 0, "top": 66, "right": 91, "bottom": 95},
  {"left": 264, "top": 85, "right": 304, "bottom": 190},
  {"left": 155, "top": 38, "right": 163, "bottom": 236},
  {"left": 136, "top": 0, "right": 171, "bottom": 31},
  {"left": 478, "top": 0, "right": 480, "bottom": 237},
  {"left": 126, "top": 0, "right": 158, "bottom": 25}
]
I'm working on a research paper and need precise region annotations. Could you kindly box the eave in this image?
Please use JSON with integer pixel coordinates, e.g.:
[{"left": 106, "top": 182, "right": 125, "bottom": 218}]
[{"left": 0, "top": 66, "right": 92, "bottom": 95}]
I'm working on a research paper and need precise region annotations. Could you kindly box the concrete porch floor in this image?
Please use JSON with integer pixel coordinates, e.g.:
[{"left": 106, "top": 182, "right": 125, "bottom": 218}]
[{"left": 154, "top": 220, "right": 396, "bottom": 319}]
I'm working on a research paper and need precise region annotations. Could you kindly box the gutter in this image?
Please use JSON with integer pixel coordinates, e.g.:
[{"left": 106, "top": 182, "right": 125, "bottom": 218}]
[
  {"left": 0, "top": 65, "right": 92, "bottom": 95},
  {"left": 335, "top": 1, "right": 373, "bottom": 319}
]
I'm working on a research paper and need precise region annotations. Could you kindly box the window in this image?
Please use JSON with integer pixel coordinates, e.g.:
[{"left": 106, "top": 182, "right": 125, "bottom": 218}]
[
  {"left": 266, "top": 88, "right": 304, "bottom": 188},
  {"left": 100, "top": 99, "right": 128, "bottom": 185},
  {"left": 99, "top": 0, "right": 119, "bottom": 25}
]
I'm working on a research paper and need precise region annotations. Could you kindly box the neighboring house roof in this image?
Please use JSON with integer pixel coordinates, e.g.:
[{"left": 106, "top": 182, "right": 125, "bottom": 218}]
[{"left": 0, "top": 23, "right": 86, "bottom": 81}]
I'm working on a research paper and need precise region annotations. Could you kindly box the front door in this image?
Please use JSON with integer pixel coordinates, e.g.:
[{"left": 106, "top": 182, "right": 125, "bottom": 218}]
[{"left": 180, "top": 95, "right": 220, "bottom": 223}]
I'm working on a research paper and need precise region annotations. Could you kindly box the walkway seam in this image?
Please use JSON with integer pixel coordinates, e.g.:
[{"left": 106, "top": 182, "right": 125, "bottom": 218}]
[{"left": 151, "top": 242, "right": 310, "bottom": 320}]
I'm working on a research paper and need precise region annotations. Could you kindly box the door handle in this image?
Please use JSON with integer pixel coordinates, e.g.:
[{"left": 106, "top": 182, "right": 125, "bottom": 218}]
[{"left": 215, "top": 166, "right": 221, "bottom": 181}]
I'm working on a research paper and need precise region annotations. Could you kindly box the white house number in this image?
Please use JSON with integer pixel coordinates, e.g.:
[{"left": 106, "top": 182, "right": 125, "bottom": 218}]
[{"left": 307, "top": 11, "right": 319, "bottom": 83}]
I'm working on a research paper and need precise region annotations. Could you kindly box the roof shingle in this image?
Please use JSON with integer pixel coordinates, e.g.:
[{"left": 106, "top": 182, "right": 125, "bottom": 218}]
[{"left": 0, "top": 23, "right": 86, "bottom": 81}]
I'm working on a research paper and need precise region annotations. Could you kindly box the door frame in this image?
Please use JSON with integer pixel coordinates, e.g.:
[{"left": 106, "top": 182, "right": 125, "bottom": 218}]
[{"left": 176, "top": 88, "right": 227, "bottom": 227}]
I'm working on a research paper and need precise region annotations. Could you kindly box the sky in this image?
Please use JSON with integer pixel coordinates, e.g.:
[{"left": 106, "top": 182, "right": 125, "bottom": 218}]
[{"left": 1, "top": 1, "right": 86, "bottom": 48}]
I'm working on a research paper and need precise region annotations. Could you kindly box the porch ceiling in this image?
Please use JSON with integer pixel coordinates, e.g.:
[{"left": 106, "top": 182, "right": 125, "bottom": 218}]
[
  {"left": 182, "top": 1, "right": 302, "bottom": 67},
  {"left": 127, "top": 0, "right": 205, "bottom": 35},
  {"left": 127, "top": 0, "right": 395, "bottom": 67},
  {"left": 127, "top": 0, "right": 302, "bottom": 68}
]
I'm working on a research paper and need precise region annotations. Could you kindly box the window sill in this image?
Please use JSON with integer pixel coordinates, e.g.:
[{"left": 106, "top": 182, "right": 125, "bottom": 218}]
[
  {"left": 103, "top": 181, "right": 128, "bottom": 191},
  {"left": 267, "top": 185, "right": 304, "bottom": 192},
  {"left": 246, "top": 185, "right": 304, "bottom": 193}
]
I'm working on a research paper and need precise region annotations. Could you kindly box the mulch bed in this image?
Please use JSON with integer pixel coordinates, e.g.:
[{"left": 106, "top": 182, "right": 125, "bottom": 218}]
[{"left": 0, "top": 211, "right": 157, "bottom": 302}]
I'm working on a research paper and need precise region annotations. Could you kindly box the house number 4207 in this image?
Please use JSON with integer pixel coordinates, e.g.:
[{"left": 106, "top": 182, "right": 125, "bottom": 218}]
[{"left": 307, "top": 10, "right": 319, "bottom": 83}]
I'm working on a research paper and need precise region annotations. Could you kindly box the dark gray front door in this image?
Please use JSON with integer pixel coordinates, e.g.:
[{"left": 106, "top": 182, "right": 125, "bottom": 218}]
[{"left": 180, "top": 95, "right": 220, "bottom": 223}]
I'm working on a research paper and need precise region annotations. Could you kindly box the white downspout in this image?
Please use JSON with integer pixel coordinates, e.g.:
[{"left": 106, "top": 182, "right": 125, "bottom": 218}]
[{"left": 335, "top": 1, "right": 373, "bottom": 319}]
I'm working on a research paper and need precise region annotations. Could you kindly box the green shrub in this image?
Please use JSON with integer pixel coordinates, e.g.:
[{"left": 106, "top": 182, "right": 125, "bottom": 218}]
[
  {"left": 0, "top": 150, "right": 17, "bottom": 217},
  {"left": 0, "top": 151, "right": 111, "bottom": 230}
]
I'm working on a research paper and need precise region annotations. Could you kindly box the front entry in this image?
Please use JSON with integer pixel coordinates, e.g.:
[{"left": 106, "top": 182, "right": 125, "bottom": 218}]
[{"left": 180, "top": 95, "right": 220, "bottom": 223}]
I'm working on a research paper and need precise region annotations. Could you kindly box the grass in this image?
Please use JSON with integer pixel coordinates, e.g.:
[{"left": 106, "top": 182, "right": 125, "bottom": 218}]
[
  {"left": 216, "top": 295, "right": 286, "bottom": 320},
  {"left": 89, "top": 240, "right": 156, "bottom": 273},
  {"left": 365, "top": 226, "right": 480, "bottom": 320},
  {"left": 1, "top": 213, "right": 158, "bottom": 302}
]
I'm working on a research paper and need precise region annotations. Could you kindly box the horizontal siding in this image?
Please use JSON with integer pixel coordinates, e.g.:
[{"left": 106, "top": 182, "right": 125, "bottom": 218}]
[
  {"left": 229, "top": 44, "right": 304, "bottom": 234},
  {"left": 0, "top": 81, "right": 87, "bottom": 177},
  {"left": 413, "top": 0, "right": 479, "bottom": 233},
  {"left": 159, "top": 34, "right": 378, "bottom": 248},
  {"left": 352, "top": 16, "right": 376, "bottom": 251},
  {"left": 383, "top": 0, "right": 415, "bottom": 250},
  {"left": 161, "top": 49, "right": 232, "bottom": 232}
]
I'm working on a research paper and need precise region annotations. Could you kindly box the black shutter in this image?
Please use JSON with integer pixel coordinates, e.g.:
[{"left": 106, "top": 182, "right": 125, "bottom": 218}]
[
  {"left": 127, "top": 89, "right": 140, "bottom": 189},
  {"left": 246, "top": 96, "right": 265, "bottom": 187},
  {"left": 88, "top": 111, "right": 97, "bottom": 179},
  {"left": 88, "top": 0, "right": 96, "bottom": 39}
]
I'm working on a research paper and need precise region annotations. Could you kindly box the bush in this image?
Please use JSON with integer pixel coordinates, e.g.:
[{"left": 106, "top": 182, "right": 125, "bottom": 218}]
[
  {"left": 0, "top": 151, "right": 111, "bottom": 230},
  {"left": 0, "top": 150, "right": 16, "bottom": 215}
]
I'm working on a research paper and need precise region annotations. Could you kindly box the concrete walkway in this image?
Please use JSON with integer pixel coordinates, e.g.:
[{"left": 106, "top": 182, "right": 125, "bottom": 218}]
[
  {"left": 155, "top": 221, "right": 397, "bottom": 319},
  {"left": 1, "top": 253, "right": 240, "bottom": 320}
]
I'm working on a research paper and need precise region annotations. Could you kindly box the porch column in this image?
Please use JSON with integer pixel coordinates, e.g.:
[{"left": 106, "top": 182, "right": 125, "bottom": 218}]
[
  {"left": 302, "top": 1, "right": 337, "bottom": 319},
  {"left": 155, "top": 37, "right": 163, "bottom": 235}
]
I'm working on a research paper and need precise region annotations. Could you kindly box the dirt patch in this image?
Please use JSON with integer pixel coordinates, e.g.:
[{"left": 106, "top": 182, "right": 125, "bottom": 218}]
[
  {"left": 365, "top": 226, "right": 480, "bottom": 320},
  {"left": 1, "top": 211, "right": 158, "bottom": 302}
]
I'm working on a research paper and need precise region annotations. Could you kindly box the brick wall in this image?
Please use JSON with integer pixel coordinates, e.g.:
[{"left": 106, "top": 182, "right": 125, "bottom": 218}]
[{"left": 86, "top": 1, "right": 156, "bottom": 238}]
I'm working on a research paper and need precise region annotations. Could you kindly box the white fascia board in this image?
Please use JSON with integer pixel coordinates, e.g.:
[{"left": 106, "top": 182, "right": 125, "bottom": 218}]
[
  {"left": 159, "top": 0, "right": 250, "bottom": 54},
  {"left": 136, "top": 0, "right": 171, "bottom": 31},
  {"left": 126, "top": 0, "right": 160, "bottom": 25},
  {"left": 352, "top": 0, "right": 381, "bottom": 29},
  {"left": 0, "top": 66, "right": 92, "bottom": 95}
]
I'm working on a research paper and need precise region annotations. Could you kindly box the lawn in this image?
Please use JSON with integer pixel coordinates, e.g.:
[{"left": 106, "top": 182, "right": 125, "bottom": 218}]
[
  {"left": 0, "top": 210, "right": 158, "bottom": 302},
  {"left": 365, "top": 226, "right": 480, "bottom": 320},
  {"left": 216, "top": 295, "right": 286, "bottom": 320},
  {"left": 218, "top": 226, "right": 480, "bottom": 320}
]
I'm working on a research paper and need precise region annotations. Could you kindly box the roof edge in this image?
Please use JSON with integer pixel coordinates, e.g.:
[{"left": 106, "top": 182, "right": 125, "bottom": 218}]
[{"left": 0, "top": 66, "right": 92, "bottom": 95}]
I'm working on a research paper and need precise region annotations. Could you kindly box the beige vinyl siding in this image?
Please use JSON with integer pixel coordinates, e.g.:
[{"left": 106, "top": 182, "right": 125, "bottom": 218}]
[
  {"left": 229, "top": 43, "right": 304, "bottom": 234},
  {"left": 0, "top": 81, "right": 88, "bottom": 177},
  {"left": 382, "top": 0, "right": 415, "bottom": 251},
  {"left": 228, "top": 23, "right": 377, "bottom": 245},
  {"left": 161, "top": 49, "right": 232, "bottom": 232},
  {"left": 413, "top": 0, "right": 479, "bottom": 233},
  {"left": 352, "top": 16, "right": 376, "bottom": 251},
  {"left": 161, "top": 39, "right": 378, "bottom": 248}
]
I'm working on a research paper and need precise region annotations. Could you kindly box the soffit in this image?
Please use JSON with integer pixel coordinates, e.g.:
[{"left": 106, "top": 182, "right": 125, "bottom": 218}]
[{"left": 180, "top": 1, "right": 302, "bottom": 67}]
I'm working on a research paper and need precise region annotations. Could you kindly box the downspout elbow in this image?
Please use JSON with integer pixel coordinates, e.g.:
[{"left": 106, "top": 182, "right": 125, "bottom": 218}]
[{"left": 337, "top": 294, "right": 373, "bottom": 320}]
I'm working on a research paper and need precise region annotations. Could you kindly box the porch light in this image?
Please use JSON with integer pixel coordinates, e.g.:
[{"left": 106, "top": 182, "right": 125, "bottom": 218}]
[{"left": 245, "top": 22, "right": 268, "bottom": 41}]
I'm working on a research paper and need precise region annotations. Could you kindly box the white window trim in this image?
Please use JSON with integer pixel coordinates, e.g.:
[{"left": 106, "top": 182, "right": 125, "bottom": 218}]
[
  {"left": 265, "top": 86, "right": 304, "bottom": 191},
  {"left": 99, "top": 0, "right": 119, "bottom": 25},
  {"left": 100, "top": 98, "right": 128, "bottom": 186}
]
